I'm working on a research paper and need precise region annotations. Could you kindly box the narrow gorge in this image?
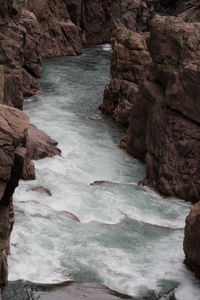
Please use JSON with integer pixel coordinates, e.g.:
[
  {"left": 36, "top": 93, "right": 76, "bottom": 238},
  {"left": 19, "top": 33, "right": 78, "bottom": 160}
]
[{"left": 0, "top": 1, "right": 200, "bottom": 299}]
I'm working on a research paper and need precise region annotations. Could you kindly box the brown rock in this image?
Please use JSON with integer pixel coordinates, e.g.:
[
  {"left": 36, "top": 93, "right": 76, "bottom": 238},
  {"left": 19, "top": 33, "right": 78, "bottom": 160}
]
[
  {"left": 30, "top": 186, "right": 52, "bottom": 196},
  {"left": 123, "top": 16, "right": 200, "bottom": 203},
  {"left": 100, "top": 26, "right": 151, "bottom": 126},
  {"left": 61, "top": 211, "right": 80, "bottom": 222},
  {"left": 111, "top": 0, "right": 156, "bottom": 32},
  {"left": 184, "top": 201, "right": 200, "bottom": 279},
  {"left": 25, "top": 124, "right": 61, "bottom": 160},
  {"left": 0, "top": 104, "right": 29, "bottom": 289}
]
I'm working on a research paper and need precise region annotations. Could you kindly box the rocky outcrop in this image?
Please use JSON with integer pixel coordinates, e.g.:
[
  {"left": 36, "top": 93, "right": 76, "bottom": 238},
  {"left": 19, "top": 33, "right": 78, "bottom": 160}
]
[
  {"left": 100, "top": 26, "right": 151, "bottom": 126},
  {"left": 81, "top": 0, "right": 112, "bottom": 45},
  {"left": 112, "top": 0, "right": 156, "bottom": 32},
  {"left": 158, "top": 0, "right": 200, "bottom": 22},
  {"left": 134, "top": 16, "right": 200, "bottom": 203},
  {"left": 100, "top": 0, "right": 159, "bottom": 126},
  {"left": 25, "top": 124, "right": 61, "bottom": 161},
  {"left": 0, "top": 104, "right": 29, "bottom": 288},
  {"left": 184, "top": 201, "right": 200, "bottom": 279}
]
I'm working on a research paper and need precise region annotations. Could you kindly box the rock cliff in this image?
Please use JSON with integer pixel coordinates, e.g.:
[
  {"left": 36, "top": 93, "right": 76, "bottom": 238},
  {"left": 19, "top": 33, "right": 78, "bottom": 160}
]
[
  {"left": 126, "top": 16, "right": 200, "bottom": 203},
  {"left": 102, "top": 13, "right": 200, "bottom": 204},
  {"left": 0, "top": 104, "right": 61, "bottom": 292}
]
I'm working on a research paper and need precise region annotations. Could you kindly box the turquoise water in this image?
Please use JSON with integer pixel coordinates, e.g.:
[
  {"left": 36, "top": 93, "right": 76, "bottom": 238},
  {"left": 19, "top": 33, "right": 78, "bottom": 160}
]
[{"left": 8, "top": 45, "right": 200, "bottom": 299}]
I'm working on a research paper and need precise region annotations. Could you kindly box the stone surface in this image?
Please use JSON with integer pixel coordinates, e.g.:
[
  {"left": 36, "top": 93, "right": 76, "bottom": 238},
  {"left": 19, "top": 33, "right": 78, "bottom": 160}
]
[
  {"left": 0, "top": 104, "right": 29, "bottom": 289},
  {"left": 123, "top": 16, "right": 200, "bottom": 203},
  {"left": 111, "top": 0, "right": 156, "bottom": 32},
  {"left": 30, "top": 186, "right": 52, "bottom": 196},
  {"left": 61, "top": 211, "right": 80, "bottom": 222},
  {"left": 100, "top": 26, "right": 151, "bottom": 126},
  {"left": 25, "top": 124, "right": 61, "bottom": 160},
  {"left": 184, "top": 201, "right": 200, "bottom": 279}
]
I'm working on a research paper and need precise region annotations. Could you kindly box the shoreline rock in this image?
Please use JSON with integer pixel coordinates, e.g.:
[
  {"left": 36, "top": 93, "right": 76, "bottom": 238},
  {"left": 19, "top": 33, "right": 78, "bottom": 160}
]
[{"left": 184, "top": 201, "right": 200, "bottom": 279}]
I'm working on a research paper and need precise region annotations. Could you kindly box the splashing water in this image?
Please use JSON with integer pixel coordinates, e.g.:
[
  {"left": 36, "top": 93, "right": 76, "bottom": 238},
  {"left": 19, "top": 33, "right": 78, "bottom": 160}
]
[{"left": 8, "top": 45, "right": 200, "bottom": 299}]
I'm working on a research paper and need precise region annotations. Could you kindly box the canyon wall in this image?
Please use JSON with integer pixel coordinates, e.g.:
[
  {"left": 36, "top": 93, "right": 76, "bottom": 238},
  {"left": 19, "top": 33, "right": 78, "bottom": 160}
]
[
  {"left": 100, "top": 0, "right": 200, "bottom": 279},
  {"left": 102, "top": 3, "right": 200, "bottom": 203}
]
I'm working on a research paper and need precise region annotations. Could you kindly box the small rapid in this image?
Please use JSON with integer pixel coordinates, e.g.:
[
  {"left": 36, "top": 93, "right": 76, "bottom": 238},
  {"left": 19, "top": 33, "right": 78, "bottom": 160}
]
[{"left": 8, "top": 45, "right": 200, "bottom": 299}]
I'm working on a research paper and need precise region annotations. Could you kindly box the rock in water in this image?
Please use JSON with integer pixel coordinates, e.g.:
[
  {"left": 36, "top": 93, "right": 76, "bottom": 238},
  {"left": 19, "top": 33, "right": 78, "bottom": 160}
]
[
  {"left": 60, "top": 211, "right": 80, "bottom": 222},
  {"left": 184, "top": 202, "right": 200, "bottom": 279},
  {"left": 30, "top": 186, "right": 52, "bottom": 196},
  {"left": 25, "top": 124, "right": 61, "bottom": 160},
  {"left": 2, "top": 281, "right": 135, "bottom": 300}
]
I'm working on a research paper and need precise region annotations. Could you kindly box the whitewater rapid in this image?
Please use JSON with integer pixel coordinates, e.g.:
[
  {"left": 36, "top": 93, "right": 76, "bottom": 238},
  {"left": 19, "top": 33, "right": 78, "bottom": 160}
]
[{"left": 8, "top": 45, "right": 200, "bottom": 299}]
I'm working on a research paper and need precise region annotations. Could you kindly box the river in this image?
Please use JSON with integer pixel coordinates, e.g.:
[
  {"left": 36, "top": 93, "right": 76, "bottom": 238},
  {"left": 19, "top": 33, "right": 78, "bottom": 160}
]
[{"left": 4, "top": 45, "right": 200, "bottom": 299}]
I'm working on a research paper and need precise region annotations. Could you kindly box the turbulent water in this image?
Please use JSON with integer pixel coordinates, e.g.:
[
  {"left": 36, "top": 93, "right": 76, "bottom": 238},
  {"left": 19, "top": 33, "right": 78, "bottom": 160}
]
[{"left": 7, "top": 45, "right": 200, "bottom": 299}]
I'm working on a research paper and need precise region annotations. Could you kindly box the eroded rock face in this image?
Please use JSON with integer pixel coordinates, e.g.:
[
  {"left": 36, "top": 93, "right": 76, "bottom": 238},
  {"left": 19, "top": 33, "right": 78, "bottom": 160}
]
[
  {"left": 81, "top": 0, "right": 112, "bottom": 45},
  {"left": 0, "top": 104, "right": 29, "bottom": 288},
  {"left": 158, "top": 0, "right": 200, "bottom": 22},
  {"left": 123, "top": 16, "right": 200, "bottom": 203},
  {"left": 184, "top": 202, "right": 200, "bottom": 279},
  {"left": 112, "top": 0, "right": 156, "bottom": 32},
  {"left": 100, "top": 26, "right": 151, "bottom": 126}
]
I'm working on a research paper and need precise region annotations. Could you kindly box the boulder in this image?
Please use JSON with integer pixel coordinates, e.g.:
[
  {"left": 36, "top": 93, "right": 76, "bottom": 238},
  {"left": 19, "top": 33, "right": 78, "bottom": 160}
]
[{"left": 25, "top": 124, "right": 61, "bottom": 160}]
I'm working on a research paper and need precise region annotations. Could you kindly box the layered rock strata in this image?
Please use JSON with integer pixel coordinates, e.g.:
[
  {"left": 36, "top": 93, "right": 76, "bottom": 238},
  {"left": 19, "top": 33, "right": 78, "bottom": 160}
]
[{"left": 0, "top": 104, "right": 61, "bottom": 292}]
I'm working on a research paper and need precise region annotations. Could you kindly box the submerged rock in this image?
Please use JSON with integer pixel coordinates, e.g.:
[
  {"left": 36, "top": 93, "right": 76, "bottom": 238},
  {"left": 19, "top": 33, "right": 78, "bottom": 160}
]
[
  {"left": 61, "top": 211, "right": 80, "bottom": 222},
  {"left": 2, "top": 280, "right": 135, "bottom": 300},
  {"left": 30, "top": 186, "right": 52, "bottom": 196}
]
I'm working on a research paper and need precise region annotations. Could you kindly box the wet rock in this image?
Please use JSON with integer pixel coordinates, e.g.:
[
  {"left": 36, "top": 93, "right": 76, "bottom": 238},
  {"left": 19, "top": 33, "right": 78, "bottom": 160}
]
[
  {"left": 90, "top": 180, "right": 109, "bottom": 185},
  {"left": 2, "top": 280, "right": 135, "bottom": 300},
  {"left": 184, "top": 201, "right": 200, "bottom": 279},
  {"left": 100, "top": 26, "right": 151, "bottom": 126},
  {"left": 25, "top": 124, "right": 61, "bottom": 160},
  {"left": 61, "top": 211, "right": 80, "bottom": 222},
  {"left": 0, "top": 104, "right": 29, "bottom": 289},
  {"left": 30, "top": 186, "right": 52, "bottom": 196}
]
